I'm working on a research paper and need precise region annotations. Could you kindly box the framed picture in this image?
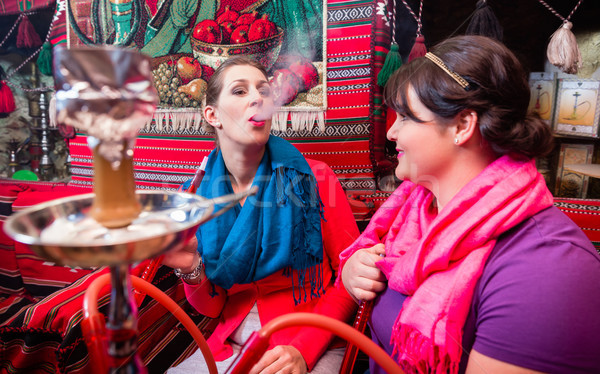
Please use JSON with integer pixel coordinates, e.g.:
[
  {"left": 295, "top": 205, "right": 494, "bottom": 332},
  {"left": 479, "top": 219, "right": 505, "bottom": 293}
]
[
  {"left": 553, "top": 79, "right": 600, "bottom": 138},
  {"left": 528, "top": 72, "right": 556, "bottom": 126},
  {"left": 555, "top": 143, "right": 595, "bottom": 198}
]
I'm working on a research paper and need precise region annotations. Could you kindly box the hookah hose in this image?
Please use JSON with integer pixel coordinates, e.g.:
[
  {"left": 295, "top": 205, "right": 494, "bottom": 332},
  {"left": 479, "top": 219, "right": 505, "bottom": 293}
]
[
  {"left": 82, "top": 273, "right": 218, "bottom": 374},
  {"left": 83, "top": 276, "right": 401, "bottom": 374},
  {"left": 225, "top": 312, "right": 403, "bottom": 374}
]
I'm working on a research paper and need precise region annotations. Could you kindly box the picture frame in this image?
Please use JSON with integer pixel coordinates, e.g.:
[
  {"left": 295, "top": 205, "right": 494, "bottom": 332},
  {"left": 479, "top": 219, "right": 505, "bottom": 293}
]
[
  {"left": 553, "top": 79, "right": 600, "bottom": 138},
  {"left": 528, "top": 72, "right": 556, "bottom": 126},
  {"left": 555, "top": 143, "right": 595, "bottom": 198}
]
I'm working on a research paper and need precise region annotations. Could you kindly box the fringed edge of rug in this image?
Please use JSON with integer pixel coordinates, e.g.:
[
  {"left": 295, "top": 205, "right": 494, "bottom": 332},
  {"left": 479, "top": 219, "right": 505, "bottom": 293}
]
[
  {"left": 146, "top": 110, "right": 205, "bottom": 132},
  {"left": 272, "top": 109, "right": 326, "bottom": 133},
  {"left": 54, "top": 107, "right": 327, "bottom": 133}
]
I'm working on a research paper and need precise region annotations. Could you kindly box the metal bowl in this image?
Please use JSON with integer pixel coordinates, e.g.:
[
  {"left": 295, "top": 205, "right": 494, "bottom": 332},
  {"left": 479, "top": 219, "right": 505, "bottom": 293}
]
[
  {"left": 190, "top": 27, "right": 284, "bottom": 71},
  {"left": 3, "top": 191, "right": 214, "bottom": 268}
]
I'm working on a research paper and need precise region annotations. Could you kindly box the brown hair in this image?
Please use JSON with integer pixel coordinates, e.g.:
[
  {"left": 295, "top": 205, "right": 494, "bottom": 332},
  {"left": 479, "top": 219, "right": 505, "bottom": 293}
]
[{"left": 384, "top": 35, "right": 554, "bottom": 158}]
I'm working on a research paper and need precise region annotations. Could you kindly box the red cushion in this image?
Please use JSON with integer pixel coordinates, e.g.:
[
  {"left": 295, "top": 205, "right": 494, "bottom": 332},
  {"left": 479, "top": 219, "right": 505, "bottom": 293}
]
[
  {"left": 9, "top": 184, "right": 93, "bottom": 298},
  {"left": 554, "top": 198, "right": 600, "bottom": 253}
]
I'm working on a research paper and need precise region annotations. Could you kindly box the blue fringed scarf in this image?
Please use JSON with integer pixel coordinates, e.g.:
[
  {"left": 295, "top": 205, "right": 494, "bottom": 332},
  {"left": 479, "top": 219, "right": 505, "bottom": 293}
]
[{"left": 195, "top": 136, "right": 325, "bottom": 304}]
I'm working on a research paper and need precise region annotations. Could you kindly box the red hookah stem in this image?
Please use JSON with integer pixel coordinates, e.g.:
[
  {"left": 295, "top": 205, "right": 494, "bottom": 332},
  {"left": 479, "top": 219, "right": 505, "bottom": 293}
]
[
  {"left": 186, "top": 156, "right": 208, "bottom": 194},
  {"left": 339, "top": 299, "right": 374, "bottom": 373}
]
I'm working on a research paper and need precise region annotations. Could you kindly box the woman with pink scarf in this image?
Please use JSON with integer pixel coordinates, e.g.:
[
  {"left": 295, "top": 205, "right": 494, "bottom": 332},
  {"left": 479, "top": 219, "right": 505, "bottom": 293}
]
[{"left": 340, "top": 35, "right": 600, "bottom": 374}]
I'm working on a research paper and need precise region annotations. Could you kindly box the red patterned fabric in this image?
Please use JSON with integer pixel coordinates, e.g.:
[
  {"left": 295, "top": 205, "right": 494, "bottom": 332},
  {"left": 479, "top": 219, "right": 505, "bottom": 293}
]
[
  {"left": 0, "top": 181, "right": 91, "bottom": 299},
  {"left": 0, "top": 0, "right": 54, "bottom": 15},
  {"left": 1, "top": 262, "right": 217, "bottom": 373},
  {"left": 554, "top": 198, "right": 600, "bottom": 253},
  {"left": 369, "top": 0, "right": 398, "bottom": 179},
  {"left": 48, "top": 0, "right": 68, "bottom": 46}
]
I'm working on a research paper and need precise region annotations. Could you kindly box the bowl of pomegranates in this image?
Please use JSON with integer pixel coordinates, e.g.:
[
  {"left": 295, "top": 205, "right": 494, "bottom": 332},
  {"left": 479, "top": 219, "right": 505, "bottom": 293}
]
[{"left": 190, "top": 8, "right": 284, "bottom": 71}]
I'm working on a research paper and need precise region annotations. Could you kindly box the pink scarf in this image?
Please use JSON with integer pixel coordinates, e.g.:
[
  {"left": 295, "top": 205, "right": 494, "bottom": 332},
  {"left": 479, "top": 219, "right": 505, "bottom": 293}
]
[{"left": 339, "top": 155, "right": 553, "bottom": 373}]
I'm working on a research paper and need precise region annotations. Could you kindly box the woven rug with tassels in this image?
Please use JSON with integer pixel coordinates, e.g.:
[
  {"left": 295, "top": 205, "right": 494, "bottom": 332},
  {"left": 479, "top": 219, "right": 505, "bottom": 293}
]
[
  {"left": 66, "top": 0, "right": 329, "bottom": 132},
  {"left": 68, "top": 0, "right": 379, "bottom": 200}
]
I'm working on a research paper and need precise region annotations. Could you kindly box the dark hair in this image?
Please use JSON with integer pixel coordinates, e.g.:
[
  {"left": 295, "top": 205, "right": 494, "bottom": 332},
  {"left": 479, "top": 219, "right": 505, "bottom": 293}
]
[
  {"left": 384, "top": 35, "right": 554, "bottom": 158},
  {"left": 204, "top": 55, "right": 269, "bottom": 108}
]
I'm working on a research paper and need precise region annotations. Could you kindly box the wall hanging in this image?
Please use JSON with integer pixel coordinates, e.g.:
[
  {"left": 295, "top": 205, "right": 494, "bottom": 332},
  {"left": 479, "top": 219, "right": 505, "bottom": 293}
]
[{"left": 66, "top": 0, "right": 327, "bottom": 132}]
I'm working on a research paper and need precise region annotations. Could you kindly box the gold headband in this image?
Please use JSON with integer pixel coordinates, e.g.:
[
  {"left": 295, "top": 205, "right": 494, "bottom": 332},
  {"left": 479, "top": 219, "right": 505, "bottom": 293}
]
[{"left": 424, "top": 52, "right": 471, "bottom": 90}]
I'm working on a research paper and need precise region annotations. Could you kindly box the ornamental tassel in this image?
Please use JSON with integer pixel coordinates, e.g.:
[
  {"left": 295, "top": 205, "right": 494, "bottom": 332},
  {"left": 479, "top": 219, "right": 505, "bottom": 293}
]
[
  {"left": 466, "top": 0, "right": 503, "bottom": 41},
  {"left": 547, "top": 21, "right": 582, "bottom": 75},
  {"left": 0, "top": 80, "right": 16, "bottom": 113},
  {"left": 16, "top": 14, "right": 42, "bottom": 49},
  {"left": 37, "top": 42, "right": 54, "bottom": 75},
  {"left": 408, "top": 35, "right": 427, "bottom": 62},
  {"left": 378, "top": 43, "right": 403, "bottom": 87}
]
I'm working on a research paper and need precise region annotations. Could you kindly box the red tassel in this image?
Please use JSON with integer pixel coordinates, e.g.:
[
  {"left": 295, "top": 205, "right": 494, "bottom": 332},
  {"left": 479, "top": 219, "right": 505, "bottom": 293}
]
[
  {"left": 408, "top": 35, "right": 427, "bottom": 62},
  {"left": 0, "top": 81, "right": 17, "bottom": 113},
  {"left": 17, "top": 14, "right": 42, "bottom": 49}
]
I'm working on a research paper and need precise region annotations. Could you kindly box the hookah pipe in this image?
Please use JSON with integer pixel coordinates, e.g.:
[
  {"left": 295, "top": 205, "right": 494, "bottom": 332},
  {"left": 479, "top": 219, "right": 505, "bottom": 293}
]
[
  {"left": 339, "top": 299, "right": 374, "bottom": 373},
  {"left": 82, "top": 273, "right": 218, "bottom": 374},
  {"left": 82, "top": 158, "right": 212, "bottom": 372},
  {"left": 533, "top": 84, "right": 551, "bottom": 116},
  {"left": 340, "top": 252, "right": 385, "bottom": 372},
  {"left": 83, "top": 277, "right": 402, "bottom": 374},
  {"left": 133, "top": 157, "right": 208, "bottom": 306},
  {"left": 566, "top": 91, "right": 591, "bottom": 121}
]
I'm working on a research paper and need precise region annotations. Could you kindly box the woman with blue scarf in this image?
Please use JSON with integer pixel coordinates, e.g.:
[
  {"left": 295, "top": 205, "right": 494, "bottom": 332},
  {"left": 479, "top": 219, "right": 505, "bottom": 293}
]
[{"left": 164, "top": 56, "right": 359, "bottom": 374}]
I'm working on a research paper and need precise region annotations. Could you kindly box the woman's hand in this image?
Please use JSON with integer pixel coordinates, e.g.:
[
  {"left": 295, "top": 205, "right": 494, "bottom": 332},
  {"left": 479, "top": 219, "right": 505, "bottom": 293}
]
[
  {"left": 249, "top": 345, "right": 307, "bottom": 374},
  {"left": 341, "top": 243, "right": 387, "bottom": 303},
  {"left": 162, "top": 236, "right": 200, "bottom": 273}
]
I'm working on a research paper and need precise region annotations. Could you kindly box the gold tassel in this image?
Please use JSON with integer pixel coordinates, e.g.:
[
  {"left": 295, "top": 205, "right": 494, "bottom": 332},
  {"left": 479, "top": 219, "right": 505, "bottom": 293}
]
[{"left": 547, "top": 21, "right": 582, "bottom": 75}]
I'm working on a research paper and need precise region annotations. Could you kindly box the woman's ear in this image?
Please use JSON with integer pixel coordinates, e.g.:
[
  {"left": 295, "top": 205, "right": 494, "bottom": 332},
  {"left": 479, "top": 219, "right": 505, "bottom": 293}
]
[
  {"left": 203, "top": 105, "right": 221, "bottom": 129},
  {"left": 453, "top": 110, "right": 479, "bottom": 145}
]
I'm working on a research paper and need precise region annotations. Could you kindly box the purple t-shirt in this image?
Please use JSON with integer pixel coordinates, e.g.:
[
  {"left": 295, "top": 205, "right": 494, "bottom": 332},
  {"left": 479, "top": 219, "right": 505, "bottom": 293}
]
[{"left": 369, "top": 206, "right": 600, "bottom": 374}]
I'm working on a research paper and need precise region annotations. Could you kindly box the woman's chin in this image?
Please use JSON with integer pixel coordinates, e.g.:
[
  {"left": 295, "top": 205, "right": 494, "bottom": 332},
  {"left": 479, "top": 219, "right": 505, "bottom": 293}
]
[{"left": 395, "top": 167, "right": 408, "bottom": 182}]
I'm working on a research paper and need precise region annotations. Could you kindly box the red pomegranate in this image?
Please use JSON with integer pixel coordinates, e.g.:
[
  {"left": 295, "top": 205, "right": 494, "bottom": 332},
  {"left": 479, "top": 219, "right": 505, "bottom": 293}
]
[
  {"left": 216, "top": 5, "right": 239, "bottom": 25},
  {"left": 230, "top": 25, "right": 249, "bottom": 44},
  {"left": 193, "top": 19, "right": 222, "bottom": 44},
  {"left": 288, "top": 61, "right": 319, "bottom": 92},
  {"left": 220, "top": 21, "right": 235, "bottom": 43},
  {"left": 270, "top": 69, "right": 301, "bottom": 106},
  {"left": 202, "top": 65, "right": 215, "bottom": 81},
  {"left": 248, "top": 14, "right": 278, "bottom": 42},
  {"left": 235, "top": 10, "right": 258, "bottom": 26}
]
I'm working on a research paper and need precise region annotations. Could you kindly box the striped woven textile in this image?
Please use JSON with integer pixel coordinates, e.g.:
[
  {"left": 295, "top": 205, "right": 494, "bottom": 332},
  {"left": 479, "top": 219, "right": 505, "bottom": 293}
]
[
  {"left": 1, "top": 262, "right": 217, "bottom": 373},
  {"left": 0, "top": 0, "right": 54, "bottom": 14},
  {"left": 554, "top": 198, "right": 600, "bottom": 254}
]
